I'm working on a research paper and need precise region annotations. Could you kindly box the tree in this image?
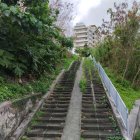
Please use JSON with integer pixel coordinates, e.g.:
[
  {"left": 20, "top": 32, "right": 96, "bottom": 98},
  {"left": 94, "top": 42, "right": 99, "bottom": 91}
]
[
  {"left": 75, "top": 44, "right": 91, "bottom": 57},
  {"left": 50, "top": 0, "right": 75, "bottom": 35},
  {"left": 93, "top": 1, "right": 140, "bottom": 87},
  {"left": 0, "top": 0, "right": 74, "bottom": 82}
]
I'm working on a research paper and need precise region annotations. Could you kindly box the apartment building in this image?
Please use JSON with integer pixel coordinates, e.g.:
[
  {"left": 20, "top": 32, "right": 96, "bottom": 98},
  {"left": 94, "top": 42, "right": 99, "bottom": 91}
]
[{"left": 73, "top": 23, "right": 96, "bottom": 48}]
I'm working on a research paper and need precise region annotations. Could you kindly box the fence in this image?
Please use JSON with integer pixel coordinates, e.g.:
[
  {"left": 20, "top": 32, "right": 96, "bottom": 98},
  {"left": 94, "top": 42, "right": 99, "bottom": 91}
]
[{"left": 92, "top": 57, "right": 129, "bottom": 131}]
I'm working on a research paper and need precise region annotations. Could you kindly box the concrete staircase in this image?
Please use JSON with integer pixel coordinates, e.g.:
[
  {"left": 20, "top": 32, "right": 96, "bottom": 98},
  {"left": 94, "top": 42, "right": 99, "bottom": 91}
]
[
  {"left": 21, "top": 61, "right": 80, "bottom": 140},
  {"left": 81, "top": 70, "right": 122, "bottom": 140},
  {"left": 17, "top": 61, "right": 124, "bottom": 140}
]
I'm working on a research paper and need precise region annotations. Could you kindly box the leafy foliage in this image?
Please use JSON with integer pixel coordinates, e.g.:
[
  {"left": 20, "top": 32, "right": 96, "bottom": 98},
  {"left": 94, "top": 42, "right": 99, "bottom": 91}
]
[
  {"left": 92, "top": 1, "right": 140, "bottom": 88},
  {"left": 0, "top": 0, "right": 73, "bottom": 80},
  {"left": 0, "top": 55, "right": 77, "bottom": 102},
  {"left": 75, "top": 44, "right": 91, "bottom": 57},
  {"left": 104, "top": 67, "right": 140, "bottom": 111}
]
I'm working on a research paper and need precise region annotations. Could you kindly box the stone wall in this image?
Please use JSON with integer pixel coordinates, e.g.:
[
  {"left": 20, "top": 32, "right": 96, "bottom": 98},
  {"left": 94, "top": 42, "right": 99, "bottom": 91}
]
[{"left": 0, "top": 93, "right": 42, "bottom": 140}]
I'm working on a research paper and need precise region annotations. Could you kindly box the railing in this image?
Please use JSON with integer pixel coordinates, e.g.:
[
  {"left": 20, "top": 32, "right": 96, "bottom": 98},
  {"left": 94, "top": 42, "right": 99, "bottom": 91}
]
[{"left": 92, "top": 57, "right": 129, "bottom": 131}]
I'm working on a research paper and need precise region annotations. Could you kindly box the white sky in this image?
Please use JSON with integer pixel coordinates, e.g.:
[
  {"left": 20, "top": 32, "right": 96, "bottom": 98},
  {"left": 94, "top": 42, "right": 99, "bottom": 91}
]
[
  {"left": 70, "top": 0, "right": 138, "bottom": 26},
  {"left": 72, "top": 0, "right": 102, "bottom": 25}
]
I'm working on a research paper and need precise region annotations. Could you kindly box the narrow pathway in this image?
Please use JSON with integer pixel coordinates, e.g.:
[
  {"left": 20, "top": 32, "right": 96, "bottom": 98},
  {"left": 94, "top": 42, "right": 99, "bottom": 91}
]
[{"left": 61, "top": 61, "right": 83, "bottom": 140}]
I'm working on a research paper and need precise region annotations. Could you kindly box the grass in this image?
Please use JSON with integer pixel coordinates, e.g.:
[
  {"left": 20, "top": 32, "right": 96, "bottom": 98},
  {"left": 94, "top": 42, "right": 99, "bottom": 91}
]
[
  {"left": 135, "top": 130, "right": 140, "bottom": 140},
  {"left": 79, "top": 58, "right": 94, "bottom": 94},
  {"left": 0, "top": 55, "right": 78, "bottom": 103},
  {"left": 104, "top": 67, "right": 140, "bottom": 111},
  {"left": 82, "top": 58, "right": 94, "bottom": 80},
  {"left": 79, "top": 77, "right": 87, "bottom": 93}
]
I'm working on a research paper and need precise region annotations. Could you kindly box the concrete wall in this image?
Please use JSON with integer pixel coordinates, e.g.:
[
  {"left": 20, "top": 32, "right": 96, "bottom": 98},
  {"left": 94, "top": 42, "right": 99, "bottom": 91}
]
[
  {"left": 128, "top": 100, "right": 140, "bottom": 140},
  {"left": 0, "top": 93, "right": 42, "bottom": 140}
]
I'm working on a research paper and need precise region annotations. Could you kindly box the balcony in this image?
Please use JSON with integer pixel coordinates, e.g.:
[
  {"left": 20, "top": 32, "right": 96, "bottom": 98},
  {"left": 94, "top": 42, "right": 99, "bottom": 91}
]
[
  {"left": 76, "top": 35, "right": 88, "bottom": 38},
  {"left": 75, "top": 30, "right": 87, "bottom": 34},
  {"left": 75, "top": 39, "right": 88, "bottom": 43}
]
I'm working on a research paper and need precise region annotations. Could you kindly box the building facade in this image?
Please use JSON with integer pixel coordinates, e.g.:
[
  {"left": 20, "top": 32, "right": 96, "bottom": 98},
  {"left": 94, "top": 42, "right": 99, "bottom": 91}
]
[{"left": 73, "top": 23, "right": 96, "bottom": 49}]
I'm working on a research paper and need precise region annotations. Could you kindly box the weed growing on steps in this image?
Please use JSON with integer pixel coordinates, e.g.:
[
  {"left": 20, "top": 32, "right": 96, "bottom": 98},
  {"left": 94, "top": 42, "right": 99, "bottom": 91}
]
[
  {"left": 83, "top": 58, "right": 94, "bottom": 81},
  {"left": 101, "top": 95, "right": 107, "bottom": 103},
  {"left": 109, "top": 115, "right": 117, "bottom": 128},
  {"left": 107, "top": 136, "right": 125, "bottom": 140},
  {"left": 79, "top": 58, "right": 94, "bottom": 94},
  {"left": 21, "top": 110, "right": 46, "bottom": 138},
  {"left": 109, "top": 114, "right": 121, "bottom": 135},
  {"left": 79, "top": 77, "right": 87, "bottom": 94}
]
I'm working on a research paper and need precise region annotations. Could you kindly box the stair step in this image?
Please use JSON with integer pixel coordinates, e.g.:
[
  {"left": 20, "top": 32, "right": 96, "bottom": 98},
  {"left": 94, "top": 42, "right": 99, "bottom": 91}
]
[
  {"left": 82, "top": 101, "right": 93, "bottom": 104},
  {"left": 41, "top": 113, "right": 67, "bottom": 117},
  {"left": 27, "top": 137, "right": 61, "bottom": 140},
  {"left": 82, "top": 113, "right": 110, "bottom": 118},
  {"left": 31, "top": 124, "right": 64, "bottom": 130},
  {"left": 47, "top": 98, "right": 70, "bottom": 101},
  {"left": 41, "top": 108, "right": 68, "bottom": 113},
  {"left": 96, "top": 105, "right": 109, "bottom": 108},
  {"left": 51, "top": 94, "right": 71, "bottom": 97},
  {"left": 94, "top": 95, "right": 105, "bottom": 98},
  {"left": 43, "top": 104, "right": 69, "bottom": 108},
  {"left": 81, "top": 124, "right": 116, "bottom": 130},
  {"left": 83, "top": 95, "right": 93, "bottom": 98},
  {"left": 35, "top": 117, "right": 65, "bottom": 123},
  {"left": 82, "top": 104, "right": 94, "bottom": 107},
  {"left": 49, "top": 96, "right": 71, "bottom": 98},
  {"left": 82, "top": 97, "right": 93, "bottom": 100},
  {"left": 53, "top": 91, "right": 71, "bottom": 94},
  {"left": 45, "top": 101, "right": 69, "bottom": 104},
  {"left": 26, "top": 130, "right": 62, "bottom": 138},
  {"left": 82, "top": 108, "right": 109, "bottom": 113},
  {"left": 84, "top": 93, "right": 92, "bottom": 96},
  {"left": 81, "top": 131, "right": 120, "bottom": 138},
  {"left": 82, "top": 118, "right": 111, "bottom": 124}
]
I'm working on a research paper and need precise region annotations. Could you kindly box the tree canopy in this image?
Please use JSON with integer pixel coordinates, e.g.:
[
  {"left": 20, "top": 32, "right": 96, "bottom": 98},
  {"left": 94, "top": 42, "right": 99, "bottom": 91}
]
[
  {"left": 0, "top": 0, "right": 73, "bottom": 79},
  {"left": 93, "top": 1, "right": 140, "bottom": 87}
]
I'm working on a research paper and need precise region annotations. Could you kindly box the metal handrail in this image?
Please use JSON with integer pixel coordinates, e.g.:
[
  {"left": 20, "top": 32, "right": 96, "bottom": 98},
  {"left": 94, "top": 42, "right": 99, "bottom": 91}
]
[{"left": 92, "top": 57, "right": 129, "bottom": 131}]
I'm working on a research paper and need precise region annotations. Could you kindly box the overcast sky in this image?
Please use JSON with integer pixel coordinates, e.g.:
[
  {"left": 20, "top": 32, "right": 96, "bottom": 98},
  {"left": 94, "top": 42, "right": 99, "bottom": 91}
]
[{"left": 70, "top": 0, "right": 137, "bottom": 27}]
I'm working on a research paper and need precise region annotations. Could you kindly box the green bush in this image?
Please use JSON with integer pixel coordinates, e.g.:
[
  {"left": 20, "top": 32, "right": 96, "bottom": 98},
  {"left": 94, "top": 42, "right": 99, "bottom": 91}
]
[
  {"left": 92, "top": 2, "right": 140, "bottom": 87},
  {"left": 0, "top": 55, "right": 77, "bottom": 102}
]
